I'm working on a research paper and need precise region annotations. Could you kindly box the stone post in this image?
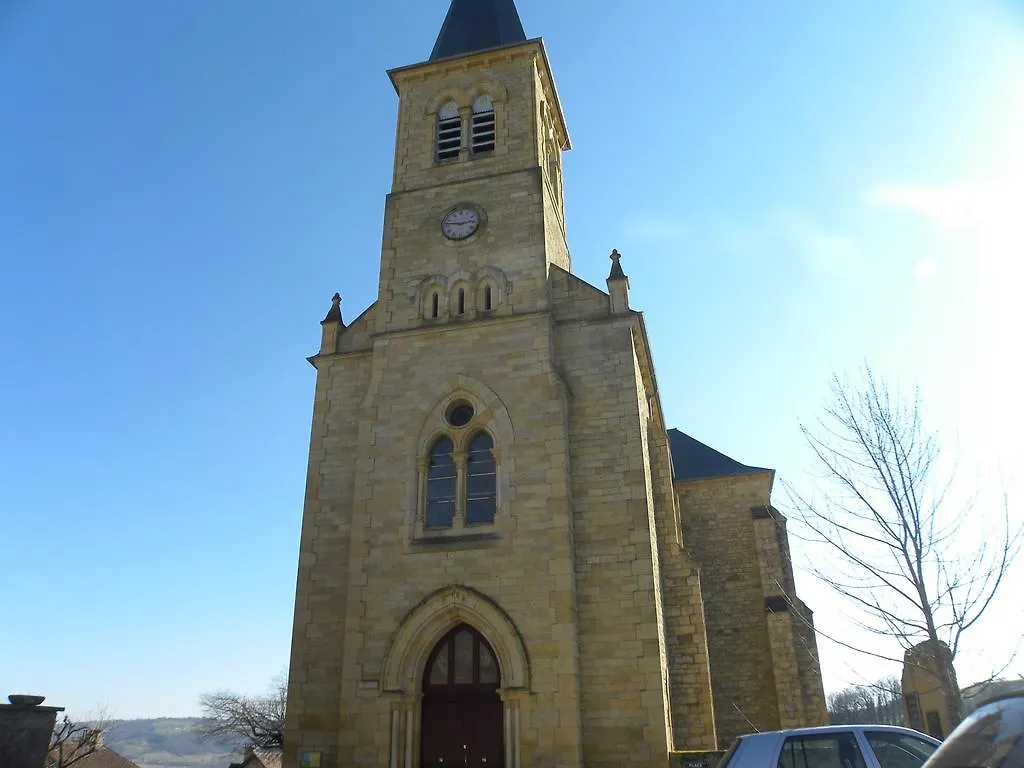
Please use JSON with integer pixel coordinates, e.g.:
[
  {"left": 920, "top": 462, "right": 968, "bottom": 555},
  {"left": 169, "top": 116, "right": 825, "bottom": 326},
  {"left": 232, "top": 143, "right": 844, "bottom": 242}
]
[{"left": 0, "top": 694, "right": 65, "bottom": 768}]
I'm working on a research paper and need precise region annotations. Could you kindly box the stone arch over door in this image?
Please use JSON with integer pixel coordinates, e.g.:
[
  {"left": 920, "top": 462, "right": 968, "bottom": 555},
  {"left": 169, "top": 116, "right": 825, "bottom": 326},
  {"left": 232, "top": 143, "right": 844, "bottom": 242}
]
[
  {"left": 381, "top": 585, "right": 529, "bottom": 692},
  {"left": 381, "top": 586, "right": 530, "bottom": 768}
]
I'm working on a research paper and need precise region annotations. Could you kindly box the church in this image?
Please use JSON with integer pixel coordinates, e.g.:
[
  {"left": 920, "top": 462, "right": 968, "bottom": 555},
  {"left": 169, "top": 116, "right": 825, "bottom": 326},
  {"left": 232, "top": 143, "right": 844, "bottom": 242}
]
[{"left": 282, "top": 1, "right": 828, "bottom": 766}]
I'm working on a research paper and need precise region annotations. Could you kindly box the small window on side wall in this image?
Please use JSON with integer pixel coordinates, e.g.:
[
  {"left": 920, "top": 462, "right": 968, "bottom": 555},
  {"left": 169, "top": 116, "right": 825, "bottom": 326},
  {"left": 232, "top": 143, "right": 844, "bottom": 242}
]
[
  {"left": 430, "top": 292, "right": 440, "bottom": 319},
  {"left": 471, "top": 95, "right": 495, "bottom": 154},
  {"left": 437, "top": 102, "right": 461, "bottom": 161}
]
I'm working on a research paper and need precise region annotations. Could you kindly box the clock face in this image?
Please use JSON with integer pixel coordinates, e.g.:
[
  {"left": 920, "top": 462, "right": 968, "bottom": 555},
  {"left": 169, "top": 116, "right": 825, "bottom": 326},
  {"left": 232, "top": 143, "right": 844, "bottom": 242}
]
[{"left": 441, "top": 207, "right": 481, "bottom": 240}]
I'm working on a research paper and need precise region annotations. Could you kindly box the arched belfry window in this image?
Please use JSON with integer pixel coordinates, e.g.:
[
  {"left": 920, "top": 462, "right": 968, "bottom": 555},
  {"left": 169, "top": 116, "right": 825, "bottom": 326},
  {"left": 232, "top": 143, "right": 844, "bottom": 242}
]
[
  {"left": 466, "top": 432, "right": 496, "bottom": 524},
  {"left": 425, "top": 436, "right": 457, "bottom": 528},
  {"left": 437, "top": 101, "right": 462, "bottom": 161},
  {"left": 471, "top": 95, "right": 496, "bottom": 154}
]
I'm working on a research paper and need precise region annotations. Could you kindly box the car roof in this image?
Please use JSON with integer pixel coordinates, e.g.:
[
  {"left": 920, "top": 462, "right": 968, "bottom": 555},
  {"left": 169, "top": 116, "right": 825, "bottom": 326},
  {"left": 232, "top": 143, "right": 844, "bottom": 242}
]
[{"left": 742, "top": 724, "right": 938, "bottom": 740}]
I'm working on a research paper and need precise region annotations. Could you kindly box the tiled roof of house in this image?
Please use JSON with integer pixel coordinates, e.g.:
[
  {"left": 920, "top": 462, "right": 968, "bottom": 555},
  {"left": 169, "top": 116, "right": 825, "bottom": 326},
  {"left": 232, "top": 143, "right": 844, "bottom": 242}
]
[
  {"left": 68, "top": 746, "right": 141, "bottom": 768},
  {"left": 229, "top": 749, "right": 282, "bottom": 768}
]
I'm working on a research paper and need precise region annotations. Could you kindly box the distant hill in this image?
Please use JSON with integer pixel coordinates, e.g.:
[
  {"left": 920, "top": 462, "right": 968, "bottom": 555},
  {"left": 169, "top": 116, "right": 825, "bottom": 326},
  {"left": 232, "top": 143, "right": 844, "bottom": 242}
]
[{"left": 103, "top": 718, "right": 240, "bottom": 768}]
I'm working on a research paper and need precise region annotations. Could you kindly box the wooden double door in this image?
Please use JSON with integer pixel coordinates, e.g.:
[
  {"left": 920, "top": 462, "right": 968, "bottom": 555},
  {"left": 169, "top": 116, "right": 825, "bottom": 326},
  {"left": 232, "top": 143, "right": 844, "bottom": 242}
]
[{"left": 421, "top": 624, "right": 503, "bottom": 768}]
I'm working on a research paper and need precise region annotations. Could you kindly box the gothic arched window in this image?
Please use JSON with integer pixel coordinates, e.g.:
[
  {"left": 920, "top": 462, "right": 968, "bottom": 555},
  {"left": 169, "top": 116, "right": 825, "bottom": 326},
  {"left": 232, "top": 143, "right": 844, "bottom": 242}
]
[
  {"left": 425, "top": 436, "right": 457, "bottom": 528},
  {"left": 466, "top": 432, "right": 496, "bottom": 525},
  {"left": 416, "top": 406, "right": 502, "bottom": 539},
  {"left": 437, "top": 101, "right": 462, "bottom": 162},
  {"left": 471, "top": 95, "right": 496, "bottom": 154},
  {"left": 424, "top": 624, "right": 501, "bottom": 688}
]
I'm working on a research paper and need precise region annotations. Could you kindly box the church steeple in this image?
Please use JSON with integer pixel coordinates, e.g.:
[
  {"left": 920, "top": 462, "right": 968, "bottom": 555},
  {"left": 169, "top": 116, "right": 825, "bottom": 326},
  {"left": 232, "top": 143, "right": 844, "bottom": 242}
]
[{"left": 429, "top": 0, "right": 528, "bottom": 61}]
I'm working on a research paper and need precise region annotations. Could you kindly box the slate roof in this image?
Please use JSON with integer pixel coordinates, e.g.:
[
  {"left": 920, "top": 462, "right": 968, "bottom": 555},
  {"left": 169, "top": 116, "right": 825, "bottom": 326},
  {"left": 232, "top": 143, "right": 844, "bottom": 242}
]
[
  {"left": 668, "top": 428, "right": 771, "bottom": 482},
  {"left": 430, "top": 0, "right": 528, "bottom": 61}
]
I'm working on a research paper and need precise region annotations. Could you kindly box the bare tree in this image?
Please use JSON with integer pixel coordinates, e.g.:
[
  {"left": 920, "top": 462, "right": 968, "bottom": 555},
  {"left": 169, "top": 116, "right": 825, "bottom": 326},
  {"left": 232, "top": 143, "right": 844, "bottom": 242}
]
[
  {"left": 787, "top": 367, "right": 1022, "bottom": 728},
  {"left": 198, "top": 676, "right": 286, "bottom": 750},
  {"left": 828, "top": 676, "right": 903, "bottom": 726},
  {"left": 48, "top": 714, "right": 108, "bottom": 768}
]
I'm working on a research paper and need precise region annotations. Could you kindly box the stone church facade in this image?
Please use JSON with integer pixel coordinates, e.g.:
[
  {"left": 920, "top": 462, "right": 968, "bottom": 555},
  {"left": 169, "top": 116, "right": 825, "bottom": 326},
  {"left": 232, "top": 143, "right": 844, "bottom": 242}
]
[{"left": 283, "top": 1, "right": 827, "bottom": 766}]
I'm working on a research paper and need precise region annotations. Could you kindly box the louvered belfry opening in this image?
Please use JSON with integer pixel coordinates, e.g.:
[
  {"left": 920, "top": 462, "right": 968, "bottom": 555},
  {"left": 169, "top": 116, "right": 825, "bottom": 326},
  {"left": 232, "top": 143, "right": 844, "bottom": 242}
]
[
  {"left": 471, "top": 95, "right": 496, "bottom": 154},
  {"left": 437, "top": 101, "right": 462, "bottom": 161}
]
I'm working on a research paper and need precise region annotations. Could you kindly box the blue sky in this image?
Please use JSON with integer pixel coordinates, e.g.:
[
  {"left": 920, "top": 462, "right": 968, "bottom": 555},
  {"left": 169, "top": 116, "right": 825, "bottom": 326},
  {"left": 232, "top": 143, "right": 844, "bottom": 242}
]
[{"left": 2, "top": 1, "right": 1021, "bottom": 719}]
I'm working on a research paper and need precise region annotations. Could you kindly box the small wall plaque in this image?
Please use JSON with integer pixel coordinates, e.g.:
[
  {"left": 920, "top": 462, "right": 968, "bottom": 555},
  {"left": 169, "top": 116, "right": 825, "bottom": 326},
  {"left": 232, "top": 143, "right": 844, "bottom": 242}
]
[
  {"left": 300, "top": 751, "right": 321, "bottom": 768},
  {"left": 358, "top": 680, "right": 379, "bottom": 690}
]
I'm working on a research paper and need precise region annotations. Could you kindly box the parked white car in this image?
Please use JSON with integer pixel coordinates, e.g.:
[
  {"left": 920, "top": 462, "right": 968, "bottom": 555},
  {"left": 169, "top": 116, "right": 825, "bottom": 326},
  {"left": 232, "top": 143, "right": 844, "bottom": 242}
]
[{"left": 719, "top": 724, "right": 941, "bottom": 768}]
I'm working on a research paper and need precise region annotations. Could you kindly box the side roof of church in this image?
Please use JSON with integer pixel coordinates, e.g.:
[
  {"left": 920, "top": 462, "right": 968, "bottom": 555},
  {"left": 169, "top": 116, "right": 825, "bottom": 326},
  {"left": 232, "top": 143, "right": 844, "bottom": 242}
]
[{"left": 668, "top": 428, "right": 771, "bottom": 482}]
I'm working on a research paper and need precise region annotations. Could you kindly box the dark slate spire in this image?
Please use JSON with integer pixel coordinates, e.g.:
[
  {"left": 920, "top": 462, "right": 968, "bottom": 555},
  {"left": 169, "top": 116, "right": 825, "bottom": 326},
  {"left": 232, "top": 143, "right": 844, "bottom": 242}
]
[{"left": 430, "top": 0, "right": 528, "bottom": 61}]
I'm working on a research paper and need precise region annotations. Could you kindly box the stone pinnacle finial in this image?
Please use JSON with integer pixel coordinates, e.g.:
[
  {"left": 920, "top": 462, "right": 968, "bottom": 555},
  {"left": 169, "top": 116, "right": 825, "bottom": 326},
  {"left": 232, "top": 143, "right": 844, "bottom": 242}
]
[
  {"left": 322, "top": 292, "right": 343, "bottom": 325},
  {"left": 608, "top": 249, "right": 627, "bottom": 280}
]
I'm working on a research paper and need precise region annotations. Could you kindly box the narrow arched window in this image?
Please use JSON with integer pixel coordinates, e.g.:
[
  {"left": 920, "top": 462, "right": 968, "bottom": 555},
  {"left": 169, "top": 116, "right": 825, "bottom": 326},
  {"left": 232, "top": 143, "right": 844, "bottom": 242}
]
[
  {"left": 483, "top": 284, "right": 493, "bottom": 311},
  {"left": 431, "top": 292, "right": 439, "bottom": 319},
  {"left": 457, "top": 288, "right": 465, "bottom": 315},
  {"left": 471, "top": 95, "right": 495, "bottom": 154},
  {"left": 426, "top": 436, "right": 456, "bottom": 528},
  {"left": 437, "top": 101, "right": 461, "bottom": 162},
  {"left": 466, "top": 432, "right": 496, "bottom": 524}
]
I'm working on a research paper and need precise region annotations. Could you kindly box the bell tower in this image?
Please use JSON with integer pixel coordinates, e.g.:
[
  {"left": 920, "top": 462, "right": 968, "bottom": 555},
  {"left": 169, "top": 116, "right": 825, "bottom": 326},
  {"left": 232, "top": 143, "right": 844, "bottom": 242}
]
[{"left": 377, "top": 0, "right": 571, "bottom": 333}]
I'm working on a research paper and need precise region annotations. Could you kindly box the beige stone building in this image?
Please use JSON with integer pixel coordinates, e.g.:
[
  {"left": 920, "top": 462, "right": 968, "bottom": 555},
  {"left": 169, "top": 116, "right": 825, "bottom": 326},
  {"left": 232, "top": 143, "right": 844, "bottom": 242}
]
[{"left": 282, "top": 1, "right": 827, "bottom": 766}]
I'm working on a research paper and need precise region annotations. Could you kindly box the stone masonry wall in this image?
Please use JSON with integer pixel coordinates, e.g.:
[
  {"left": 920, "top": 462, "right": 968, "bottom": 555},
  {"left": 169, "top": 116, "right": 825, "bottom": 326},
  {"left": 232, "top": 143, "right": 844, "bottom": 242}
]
[
  {"left": 555, "top": 312, "right": 671, "bottom": 767},
  {"left": 329, "top": 312, "right": 586, "bottom": 767},
  {"left": 284, "top": 350, "right": 374, "bottom": 767},
  {"left": 390, "top": 49, "right": 541, "bottom": 194},
  {"left": 753, "top": 514, "right": 805, "bottom": 728},
  {"left": 676, "top": 475, "right": 781, "bottom": 747},
  {"left": 645, "top": 423, "right": 717, "bottom": 750}
]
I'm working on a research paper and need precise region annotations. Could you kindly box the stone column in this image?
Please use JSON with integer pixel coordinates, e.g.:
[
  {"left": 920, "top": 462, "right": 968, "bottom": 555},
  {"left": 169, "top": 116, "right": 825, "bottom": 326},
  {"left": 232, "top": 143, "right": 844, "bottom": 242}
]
[
  {"left": 498, "top": 689, "right": 528, "bottom": 768},
  {"left": 388, "top": 692, "right": 421, "bottom": 768},
  {"left": 453, "top": 450, "right": 468, "bottom": 528}
]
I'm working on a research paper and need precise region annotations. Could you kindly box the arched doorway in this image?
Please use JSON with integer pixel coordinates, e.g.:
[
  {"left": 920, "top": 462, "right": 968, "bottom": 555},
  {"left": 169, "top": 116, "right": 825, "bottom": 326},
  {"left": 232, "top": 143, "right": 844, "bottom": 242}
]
[{"left": 421, "top": 623, "right": 503, "bottom": 767}]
